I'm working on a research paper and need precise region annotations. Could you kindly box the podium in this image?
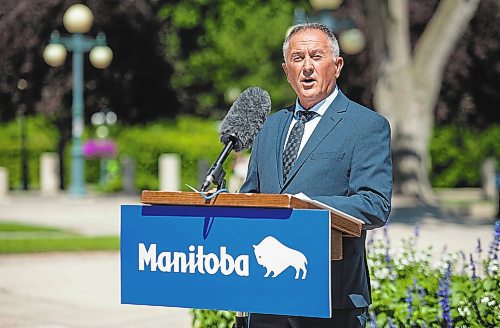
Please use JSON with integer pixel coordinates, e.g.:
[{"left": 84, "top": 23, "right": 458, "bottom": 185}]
[{"left": 121, "top": 191, "right": 363, "bottom": 318}]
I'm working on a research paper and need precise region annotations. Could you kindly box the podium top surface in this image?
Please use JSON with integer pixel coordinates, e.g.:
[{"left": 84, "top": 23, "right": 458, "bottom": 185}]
[
  {"left": 141, "top": 191, "right": 362, "bottom": 237},
  {"left": 142, "top": 190, "right": 320, "bottom": 209}
]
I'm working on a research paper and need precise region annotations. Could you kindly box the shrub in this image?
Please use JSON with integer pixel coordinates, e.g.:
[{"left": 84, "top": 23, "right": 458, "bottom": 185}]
[
  {"left": 190, "top": 223, "right": 500, "bottom": 327},
  {"left": 0, "top": 116, "right": 235, "bottom": 192},
  {"left": 115, "top": 116, "right": 234, "bottom": 191},
  {"left": 366, "top": 223, "right": 499, "bottom": 327},
  {"left": 430, "top": 125, "right": 500, "bottom": 188},
  {"left": 2, "top": 118, "right": 497, "bottom": 191},
  {"left": 0, "top": 116, "right": 57, "bottom": 189}
]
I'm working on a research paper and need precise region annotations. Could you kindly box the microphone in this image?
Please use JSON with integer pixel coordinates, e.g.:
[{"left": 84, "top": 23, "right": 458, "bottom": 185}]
[{"left": 200, "top": 87, "right": 271, "bottom": 192}]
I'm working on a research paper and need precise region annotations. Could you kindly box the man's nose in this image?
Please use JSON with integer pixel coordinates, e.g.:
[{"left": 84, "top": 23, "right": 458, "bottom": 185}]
[{"left": 303, "top": 56, "right": 314, "bottom": 75}]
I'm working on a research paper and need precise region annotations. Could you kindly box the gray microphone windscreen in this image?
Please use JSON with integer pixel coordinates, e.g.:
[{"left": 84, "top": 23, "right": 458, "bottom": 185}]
[{"left": 219, "top": 87, "right": 271, "bottom": 151}]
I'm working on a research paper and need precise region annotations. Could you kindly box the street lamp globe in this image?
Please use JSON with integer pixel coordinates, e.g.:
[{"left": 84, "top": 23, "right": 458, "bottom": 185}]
[
  {"left": 105, "top": 111, "right": 117, "bottom": 125},
  {"left": 309, "top": 0, "right": 343, "bottom": 10},
  {"left": 339, "top": 28, "right": 366, "bottom": 55},
  {"left": 43, "top": 43, "right": 67, "bottom": 67},
  {"left": 89, "top": 45, "right": 113, "bottom": 69},
  {"left": 63, "top": 4, "right": 94, "bottom": 34}
]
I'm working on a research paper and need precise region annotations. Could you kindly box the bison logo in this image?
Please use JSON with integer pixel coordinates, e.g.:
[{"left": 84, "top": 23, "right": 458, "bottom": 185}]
[{"left": 253, "top": 236, "right": 308, "bottom": 280}]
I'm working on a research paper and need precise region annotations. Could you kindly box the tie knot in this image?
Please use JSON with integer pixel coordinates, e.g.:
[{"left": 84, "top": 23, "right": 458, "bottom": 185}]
[{"left": 297, "top": 110, "right": 317, "bottom": 123}]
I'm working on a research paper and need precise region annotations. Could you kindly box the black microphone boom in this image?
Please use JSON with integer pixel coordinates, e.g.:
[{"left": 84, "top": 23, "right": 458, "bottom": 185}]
[
  {"left": 200, "top": 87, "right": 271, "bottom": 192},
  {"left": 200, "top": 135, "right": 237, "bottom": 192}
]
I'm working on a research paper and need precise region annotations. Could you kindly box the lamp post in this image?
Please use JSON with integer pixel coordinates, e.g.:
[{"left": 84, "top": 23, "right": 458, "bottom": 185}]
[
  {"left": 16, "top": 78, "right": 29, "bottom": 190},
  {"left": 43, "top": 4, "right": 113, "bottom": 195},
  {"left": 90, "top": 109, "right": 117, "bottom": 186},
  {"left": 294, "top": 0, "right": 365, "bottom": 55}
]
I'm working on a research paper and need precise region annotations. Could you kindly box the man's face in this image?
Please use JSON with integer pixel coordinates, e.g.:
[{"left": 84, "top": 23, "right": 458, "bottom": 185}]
[{"left": 282, "top": 29, "right": 344, "bottom": 109}]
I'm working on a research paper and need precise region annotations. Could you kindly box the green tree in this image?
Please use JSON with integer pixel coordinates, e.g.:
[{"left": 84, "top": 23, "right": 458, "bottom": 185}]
[
  {"left": 160, "top": 0, "right": 305, "bottom": 117},
  {"left": 0, "top": 0, "right": 178, "bottom": 188}
]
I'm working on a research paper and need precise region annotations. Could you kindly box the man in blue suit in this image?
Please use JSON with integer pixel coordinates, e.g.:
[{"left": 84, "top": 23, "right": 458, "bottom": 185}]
[{"left": 240, "top": 23, "right": 392, "bottom": 327}]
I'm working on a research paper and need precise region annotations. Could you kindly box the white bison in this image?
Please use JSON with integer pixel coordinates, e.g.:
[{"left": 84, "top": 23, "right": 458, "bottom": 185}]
[{"left": 253, "top": 236, "right": 308, "bottom": 279}]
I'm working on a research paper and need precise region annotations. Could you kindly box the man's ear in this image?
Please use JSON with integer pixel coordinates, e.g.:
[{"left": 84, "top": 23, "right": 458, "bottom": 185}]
[
  {"left": 282, "top": 62, "right": 289, "bottom": 81},
  {"left": 334, "top": 57, "right": 344, "bottom": 78}
]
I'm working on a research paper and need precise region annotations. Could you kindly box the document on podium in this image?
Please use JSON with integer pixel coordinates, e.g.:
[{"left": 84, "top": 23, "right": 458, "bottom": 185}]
[{"left": 293, "top": 192, "right": 364, "bottom": 225}]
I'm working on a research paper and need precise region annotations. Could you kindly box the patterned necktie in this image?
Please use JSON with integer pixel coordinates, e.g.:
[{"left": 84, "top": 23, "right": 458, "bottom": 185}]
[{"left": 282, "top": 110, "right": 318, "bottom": 181}]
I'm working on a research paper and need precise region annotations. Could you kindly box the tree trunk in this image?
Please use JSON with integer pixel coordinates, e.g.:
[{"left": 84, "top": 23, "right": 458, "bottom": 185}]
[{"left": 364, "top": 0, "right": 480, "bottom": 203}]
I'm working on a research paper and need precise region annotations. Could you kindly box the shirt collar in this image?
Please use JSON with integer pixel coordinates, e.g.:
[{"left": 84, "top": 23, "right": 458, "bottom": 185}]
[{"left": 294, "top": 85, "right": 338, "bottom": 118}]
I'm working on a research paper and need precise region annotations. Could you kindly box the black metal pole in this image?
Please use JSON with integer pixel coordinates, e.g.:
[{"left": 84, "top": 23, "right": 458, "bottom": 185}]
[
  {"left": 233, "top": 311, "right": 247, "bottom": 328},
  {"left": 19, "top": 107, "right": 29, "bottom": 190}
]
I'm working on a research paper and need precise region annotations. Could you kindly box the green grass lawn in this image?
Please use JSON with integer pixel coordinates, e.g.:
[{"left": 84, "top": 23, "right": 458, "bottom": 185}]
[{"left": 0, "top": 222, "right": 119, "bottom": 254}]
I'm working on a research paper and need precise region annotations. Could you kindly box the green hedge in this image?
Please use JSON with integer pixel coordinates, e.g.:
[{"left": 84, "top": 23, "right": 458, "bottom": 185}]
[
  {"left": 1, "top": 117, "right": 498, "bottom": 191},
  {"left": 115, "top": 117, "right": 233, "bottom": 191},
  {"left": 430, "top": 125, "right": 500, "bottom": 188},
  {"left": 0, "top": 116, "right": 58, "bottom": 189},
  {"left": 0, "top": 116, "right": 234, "bottom": 191}
]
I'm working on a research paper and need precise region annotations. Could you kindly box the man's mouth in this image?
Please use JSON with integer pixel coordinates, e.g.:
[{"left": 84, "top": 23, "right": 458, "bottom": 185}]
[{"left": 301, "top": 78, "right": 316, "bottom": 84}]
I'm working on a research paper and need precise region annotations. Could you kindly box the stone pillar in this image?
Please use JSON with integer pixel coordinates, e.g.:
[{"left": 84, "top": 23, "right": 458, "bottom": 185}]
[
  {"left": 198, "top": 159, "right": 209, "bottom": 188},
  {"left": 121, "top": 155, "right": 136, "bottom": 194},
  {"left": 40, "top": 152, "right": 60, "bottom": 195},
  {"left": 228, "top": 154, "right": 250, "bottom": 192},
  {"left": 481, "top": 158, "right": 496, "bottom": 200},
  {"left": 0, "top": 167, "right": 8, "bottom": 197},
  {"left": 159, "top": 153, "right": 181, "bottom": 191}
]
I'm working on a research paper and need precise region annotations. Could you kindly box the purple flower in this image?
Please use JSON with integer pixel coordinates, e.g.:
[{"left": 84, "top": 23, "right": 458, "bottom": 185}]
[
  {"left": 406, "top": 285, "right": 413, "bottom": 320},
  {"left": 369, "top": 311, "right": 378, "bottom": 328},
  {"left": 385, "top": 248, "right": 391, "bottom": 262},
  {"left": 459, "top": 251, "right": 467, "bottom": 275},
  {"left": 470, "top": 253, "right": 478, "bottom": 281},
  {"left": 476, "top": 238, "right": 482, "bottom": 259},
  {"left": 490, "top": 221, "right": 500, "bottom": 260},
  {"left": 387, "top": 317, "right": 397, "bottom": 328},
  {"left": 83, "top": 139, "right": 117, "bottom": 159},
  {"left": 414, "top": 278, "right": 426, "bottom": 306},
  {"left": 437, "top": 262, "right": 452, "bottom": 327},
  {"left": 367, "top": 232, "right": 374, "bottom": 246},
  {"left": 413, "top": 223, "right": 420, "bottom": 246},
  {"left": 383, "top": 225, "right": 391, "bottom": 262}
]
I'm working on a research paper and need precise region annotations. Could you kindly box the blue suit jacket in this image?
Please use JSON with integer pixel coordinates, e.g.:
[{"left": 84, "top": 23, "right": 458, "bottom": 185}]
[{"left": 240, "top": 89, "right": 392, "bottom": 309}]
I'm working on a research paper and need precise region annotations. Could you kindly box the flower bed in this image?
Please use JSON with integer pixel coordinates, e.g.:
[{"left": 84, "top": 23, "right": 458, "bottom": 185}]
[
  {"left": 368, "top": 222, "right": 499, "bottom": 327},
  {"left": 191, "top": 222, "right": 500, "bottom": 328}
]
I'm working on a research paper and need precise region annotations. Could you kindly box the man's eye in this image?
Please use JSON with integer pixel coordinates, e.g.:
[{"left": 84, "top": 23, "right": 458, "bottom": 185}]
[{"left": 292, "top": 56, "right": 302, "bottom": 62}]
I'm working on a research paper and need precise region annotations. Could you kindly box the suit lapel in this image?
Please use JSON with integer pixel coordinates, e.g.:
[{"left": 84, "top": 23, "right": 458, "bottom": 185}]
[
  {"left": 281, "top": 90, "right": 349, "bottom": 192},
  {"left": 276, "top": 106, "right": 294, "bottom": 188}
]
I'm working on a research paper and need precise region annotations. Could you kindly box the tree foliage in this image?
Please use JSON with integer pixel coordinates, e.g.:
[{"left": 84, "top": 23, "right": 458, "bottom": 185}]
[
  {"left": 159, "top": 0, "right": 305, "bottom": 117},
  {"left": 434, "top": 0, "right": 499, "bottom": 127},
  {"left": 0, "top": 0, "right": 178, "bottom": 124}
]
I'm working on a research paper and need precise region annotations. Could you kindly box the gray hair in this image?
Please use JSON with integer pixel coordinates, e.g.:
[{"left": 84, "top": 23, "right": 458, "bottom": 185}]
[{"left": 282, "top": 23, "right": 340, "bottom": 61}]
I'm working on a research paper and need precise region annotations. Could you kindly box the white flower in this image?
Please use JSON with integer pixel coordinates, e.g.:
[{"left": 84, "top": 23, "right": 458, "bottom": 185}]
[
  {"left": 488, "top": 300, "right": 496, "bottom": 306},
  {"left": 371, "top": 280, "right": 380, "bottom": 290},
  {"left": 481, "top": 296, "right": 490, "bottom": 304},
  {"left": 458, "top": 306, "right": 471, "bottom": 317},
  {"left": 374, "top": 267, "right": 390, "bottom": 280},
  {"left": 487, "top": 261, "right": 498, "bottom": 275}
]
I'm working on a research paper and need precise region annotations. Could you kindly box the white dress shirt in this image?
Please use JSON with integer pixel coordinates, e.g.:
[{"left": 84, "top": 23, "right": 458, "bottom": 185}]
[{"left": 283, "top": 86, "right": 339, "bottom": 157}]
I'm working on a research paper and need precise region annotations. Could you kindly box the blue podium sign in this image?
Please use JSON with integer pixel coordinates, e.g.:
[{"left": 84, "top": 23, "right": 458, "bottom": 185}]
[{"left": 121, "top": 205, "right": 332, "bottom": 318}]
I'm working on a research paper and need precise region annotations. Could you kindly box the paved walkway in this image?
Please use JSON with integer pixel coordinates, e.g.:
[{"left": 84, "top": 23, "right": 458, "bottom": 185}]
[
  {"left": 0, "top": 252, "right": 192, "bottom": 328},
  {"left": 0, "top": 193, "right": 192, "bottom": 328},
  {"left": 0, "top": 191, "right": 497, "bottom": 327}
]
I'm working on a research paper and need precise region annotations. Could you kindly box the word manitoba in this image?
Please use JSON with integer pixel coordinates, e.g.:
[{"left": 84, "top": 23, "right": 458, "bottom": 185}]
[{"left": 138, "top": 243, "right": 249, "bottom": 276}]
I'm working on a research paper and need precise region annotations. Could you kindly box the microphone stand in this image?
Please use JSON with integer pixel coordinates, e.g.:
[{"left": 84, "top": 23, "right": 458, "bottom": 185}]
[
  {"left": 233, "top": 311, "right": 248, "bottom": 328},
  {"left": 200, "top": 136, "right": 237, "bottom": 192},
  {"left": 200, "top": 137, "right": 248, "bottom": 327}
]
